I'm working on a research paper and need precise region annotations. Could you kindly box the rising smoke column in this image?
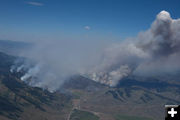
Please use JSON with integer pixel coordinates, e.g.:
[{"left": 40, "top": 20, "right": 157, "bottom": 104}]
[
  {"left": 135, "top": 10, "right": 180, "bottom": 75},
  {"left": 89, "top": 10, "right": 180, "bottom": 86}
]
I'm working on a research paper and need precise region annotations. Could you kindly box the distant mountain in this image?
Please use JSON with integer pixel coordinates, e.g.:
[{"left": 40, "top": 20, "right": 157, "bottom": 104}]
[
  {"left": 0, "top": 40, "right": 33, "bottom": 56},
  {"left": 0, "top": 52, "right": 71, "bottom": 120}
]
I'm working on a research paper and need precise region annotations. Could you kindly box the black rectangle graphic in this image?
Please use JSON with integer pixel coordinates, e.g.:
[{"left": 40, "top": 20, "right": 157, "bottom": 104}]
[{"left": 165, "top": 105, "right": 180, "bottom": 120}]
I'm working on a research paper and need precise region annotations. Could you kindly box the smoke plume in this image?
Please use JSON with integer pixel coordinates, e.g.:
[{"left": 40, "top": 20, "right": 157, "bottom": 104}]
[
  {"left": 11, "top": 10, "right": 180, "bottom": 90},
  {"left": 88, "top": 10, "right": 180, "bottom": 86}
]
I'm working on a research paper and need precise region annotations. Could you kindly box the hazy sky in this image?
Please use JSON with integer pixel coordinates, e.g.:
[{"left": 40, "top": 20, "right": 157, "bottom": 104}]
[{"left": 0, "top": 0, "right": 180, "bottom": 41}]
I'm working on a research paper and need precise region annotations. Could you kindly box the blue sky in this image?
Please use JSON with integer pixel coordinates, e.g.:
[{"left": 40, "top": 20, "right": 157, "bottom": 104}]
[{"left": 0, "top": 0, "right": 180, "bottom": 42}]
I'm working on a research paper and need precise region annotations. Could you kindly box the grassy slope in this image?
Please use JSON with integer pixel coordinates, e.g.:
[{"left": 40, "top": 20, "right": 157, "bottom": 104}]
[
  {"left": 64, "top": 75, "right": 180, "bottom": 120},
  {"left": 115, "top": 114, "right": 153, "bottom": 120},
  {"left": 70, "top": 109, "right": 99, "bottom": 120},
  {"left": 0, "top": 74, "right": 72, "bottom": 120}
]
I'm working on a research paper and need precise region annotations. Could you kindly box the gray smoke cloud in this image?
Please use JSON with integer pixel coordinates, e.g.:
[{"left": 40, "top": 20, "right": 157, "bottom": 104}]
[
  {"left": 11, "top": 36, "right": 108, "bottom": 92},
  {"left": 135, "top": 10, "right": 180, "bottom": 75},
  {"left": 88, "top": 10, "right": 180, "bottom": 86},
  {"left": 11, "top": 10, "right": 180, "bottom": 90}
]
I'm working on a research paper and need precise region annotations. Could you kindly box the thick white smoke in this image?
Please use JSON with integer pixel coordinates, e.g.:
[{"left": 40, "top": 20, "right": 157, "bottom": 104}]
[
  {"left": 11, "top": 36, "right": 107, "bottom": 91},
  {"left": 88, "top": 10, "right": 180, "bottom": 86},
  {"left": 11, "top": 10, "right": 180, "bottom": 90},
  {"left": 87, "top": 42, "right": 149, "bottom": 86}
]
